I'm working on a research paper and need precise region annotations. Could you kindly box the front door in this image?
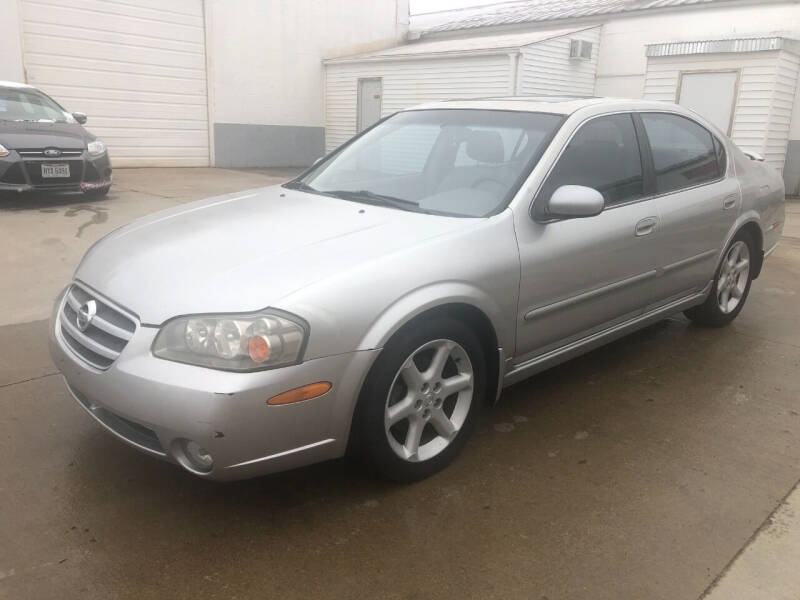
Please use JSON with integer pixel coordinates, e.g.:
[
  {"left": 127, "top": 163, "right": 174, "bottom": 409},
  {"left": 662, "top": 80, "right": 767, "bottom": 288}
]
[
  {"left": 514, "top": 113, "right": 664, "bottom": 362},
  {"left": 357, "top": 78, "right": 382, "bottom": 132}
]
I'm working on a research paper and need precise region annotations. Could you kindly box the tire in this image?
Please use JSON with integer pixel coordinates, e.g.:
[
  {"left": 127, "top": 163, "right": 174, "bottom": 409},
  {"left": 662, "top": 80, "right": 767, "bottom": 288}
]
[
  {"left": 83, "top": 186, "right": 110, "bottom": 198},
  {"left": 684, "top": 229, "right": 755, "bottom": 327},
  {"left": 353, "top": 317, "right": 486, "bottom": 482}
]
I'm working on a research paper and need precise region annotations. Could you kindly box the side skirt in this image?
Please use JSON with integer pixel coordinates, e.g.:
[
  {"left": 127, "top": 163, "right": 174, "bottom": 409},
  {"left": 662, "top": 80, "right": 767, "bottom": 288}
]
[{"left": 501, "top": 283, "right": 711, "bottom": 388}]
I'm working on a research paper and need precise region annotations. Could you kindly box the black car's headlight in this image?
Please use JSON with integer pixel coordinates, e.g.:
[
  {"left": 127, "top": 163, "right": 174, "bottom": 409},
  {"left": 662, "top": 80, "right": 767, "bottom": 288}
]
[
  {"left": 87, "top": 140, "right": 106, "bottom": 156},
  {"left": 0, "top": 143, "right": 9, "bottom": 157},
  {"left": 152, "top": 311, "right": 308, "bottom": 371}
]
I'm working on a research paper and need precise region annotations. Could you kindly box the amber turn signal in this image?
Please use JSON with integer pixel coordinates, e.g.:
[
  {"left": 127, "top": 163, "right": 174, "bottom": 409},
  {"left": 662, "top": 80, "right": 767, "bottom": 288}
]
[
  {"left": 248, "top": 335, "right": 271, "bottom": 363},
  {"left": 268, "top": 382, "right": 332, "bottom": 405}
]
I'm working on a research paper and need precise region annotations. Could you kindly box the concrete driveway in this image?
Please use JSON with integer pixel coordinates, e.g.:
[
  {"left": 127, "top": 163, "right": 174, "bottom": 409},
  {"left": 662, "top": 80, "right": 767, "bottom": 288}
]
[{"left": 1, "top": 169, "right": 799, "bottom": 599}]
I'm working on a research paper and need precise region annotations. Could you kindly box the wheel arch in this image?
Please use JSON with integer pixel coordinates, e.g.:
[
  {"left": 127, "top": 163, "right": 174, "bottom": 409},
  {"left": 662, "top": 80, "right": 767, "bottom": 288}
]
[
  {"left": 721, "top": 213, "right": 764, "bottom": 280},
  {"left": 357, "top": 285, "right": 508, "bottom": 404},
  {"left": 390, "top": 302, "right": 501, "bottom": 407},
  {"left": 345, "top": 299, "right": 503, "bottom": 459},
  {"left": 739, "top": 220, "right": 764, "bottom": 279}
]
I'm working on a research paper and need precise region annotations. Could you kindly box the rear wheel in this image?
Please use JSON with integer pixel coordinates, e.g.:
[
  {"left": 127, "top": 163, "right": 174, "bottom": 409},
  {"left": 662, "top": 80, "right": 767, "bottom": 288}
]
[
  {"left": 354, "top": 318, "right": 485, "bottom": 482},
  {"left": 684, "top": 230, "right": 754, "bottom": 327}
]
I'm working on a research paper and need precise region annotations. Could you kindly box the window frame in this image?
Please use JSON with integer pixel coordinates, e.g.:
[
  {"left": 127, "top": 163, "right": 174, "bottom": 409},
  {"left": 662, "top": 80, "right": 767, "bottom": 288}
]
[
  {"left": 530, "top": 109, "right": 730, "bottom": 222},
  {"left": 531, "top": 111, "right": 649, "bottom": 222},
  {"left": 635, "top": 110, "right": 728, "bottom": 198}
]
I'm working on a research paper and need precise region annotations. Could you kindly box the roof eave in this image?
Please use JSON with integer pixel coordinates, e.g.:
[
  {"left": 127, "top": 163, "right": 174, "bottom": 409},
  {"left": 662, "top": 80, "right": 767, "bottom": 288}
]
[
  {"left": 415, "top": 0, "right": 782, "bottom": 38},
  {"left": 323, "top": 47, "right": 521, "bottom": 65}
]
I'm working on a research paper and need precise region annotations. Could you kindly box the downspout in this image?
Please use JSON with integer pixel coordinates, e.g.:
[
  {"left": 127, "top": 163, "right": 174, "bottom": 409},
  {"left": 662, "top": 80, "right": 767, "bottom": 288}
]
[{"left": 508, "top": 51, "right": 521, "bottom": 96}]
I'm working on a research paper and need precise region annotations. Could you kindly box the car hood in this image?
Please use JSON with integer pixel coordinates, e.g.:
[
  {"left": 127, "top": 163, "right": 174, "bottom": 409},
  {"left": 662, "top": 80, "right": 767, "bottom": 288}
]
[
  {"left": 0, "top": 120, "right": 88, "bottom": 149},
  {"left": 76, "top": 186, "right": 477, "bottom": 324}
]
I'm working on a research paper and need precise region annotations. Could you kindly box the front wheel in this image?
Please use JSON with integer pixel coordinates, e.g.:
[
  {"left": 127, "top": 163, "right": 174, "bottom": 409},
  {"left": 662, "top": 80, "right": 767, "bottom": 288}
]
[
  {"left": 354, "top": 318, "right": 486, "bottom": 482},
  {"left": 684, "top": 230, "right": 754, "bottom": 327}
]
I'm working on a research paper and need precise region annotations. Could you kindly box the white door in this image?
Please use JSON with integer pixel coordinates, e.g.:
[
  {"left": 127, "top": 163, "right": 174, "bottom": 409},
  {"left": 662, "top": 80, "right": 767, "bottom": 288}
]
[
  {"left": 357, "top": 78, "right": 382, "bottom": 132},
  {"left": 20, "top": 0, "right": 209, "bottom": 167},
  {"left": 678, "top": 71, "right": 739, "bottom": 135}
]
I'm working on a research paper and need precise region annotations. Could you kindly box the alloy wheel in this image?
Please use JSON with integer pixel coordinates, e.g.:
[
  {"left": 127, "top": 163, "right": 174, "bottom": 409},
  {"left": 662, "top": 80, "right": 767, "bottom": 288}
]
[
  {"left": 384, "top": 339, "right": 474, "bottom": 462},
  {"left": 717, "top": 240, "right": 750, "bottom": 314}
]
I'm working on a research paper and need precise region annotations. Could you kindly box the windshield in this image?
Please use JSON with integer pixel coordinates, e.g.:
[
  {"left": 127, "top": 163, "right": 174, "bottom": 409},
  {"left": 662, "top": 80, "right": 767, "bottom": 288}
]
[
  {"left": 0, "top": 87, "right": 72, "bottom": 123},
  {"left": 290, "top": 109, "right": 564, "bottom": 217}
]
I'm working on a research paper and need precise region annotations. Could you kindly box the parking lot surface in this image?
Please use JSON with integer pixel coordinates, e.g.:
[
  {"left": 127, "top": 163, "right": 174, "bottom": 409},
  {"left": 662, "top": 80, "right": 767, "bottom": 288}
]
[{"left": 1, "top": 169, "right": 799, "bottom": 599}]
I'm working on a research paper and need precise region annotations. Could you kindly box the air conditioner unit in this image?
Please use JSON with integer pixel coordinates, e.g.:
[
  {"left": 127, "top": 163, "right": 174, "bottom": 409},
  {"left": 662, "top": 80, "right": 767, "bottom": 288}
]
[{"left": 569, "top": 39, "right": 593, "bottom": 60}]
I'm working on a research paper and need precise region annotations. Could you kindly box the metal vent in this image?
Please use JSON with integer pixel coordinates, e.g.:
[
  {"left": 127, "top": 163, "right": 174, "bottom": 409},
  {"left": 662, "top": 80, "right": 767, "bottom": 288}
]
[
  {"left": 569, "top": 39, "right": 593, "bottom": 60},
  {"left": 59, "top": 283, "right": 137, "bottom": 370}
]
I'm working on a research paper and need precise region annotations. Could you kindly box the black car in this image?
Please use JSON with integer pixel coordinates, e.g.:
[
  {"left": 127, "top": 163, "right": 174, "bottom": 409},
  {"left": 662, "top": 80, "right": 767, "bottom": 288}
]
[{"left": 0, "top": 82, "right": 111, "bottom": 197}]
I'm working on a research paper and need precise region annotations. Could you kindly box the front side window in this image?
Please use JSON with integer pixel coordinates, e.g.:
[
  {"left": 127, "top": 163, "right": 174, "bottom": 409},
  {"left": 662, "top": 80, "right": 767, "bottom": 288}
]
[
  {"left": 538, "top": 113, "right": 645, "bottom": 209},
  {"left": 0, "top": 87, "right": 71, "bottom": 123},
  {"left": 641, "top": 113, "right": 721, "bottom": 194},
  {"left": 289, "top": 109, "right": 564, "bottom": 217}
]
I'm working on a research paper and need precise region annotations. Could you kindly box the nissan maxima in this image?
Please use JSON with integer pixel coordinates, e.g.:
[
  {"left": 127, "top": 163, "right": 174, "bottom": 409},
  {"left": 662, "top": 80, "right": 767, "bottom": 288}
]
[
  {"left": 0, "top": 81, "right": 111, "bottom": 196},
  {"left": 49, "top": 98, "right": 785, "bottom": 482}
]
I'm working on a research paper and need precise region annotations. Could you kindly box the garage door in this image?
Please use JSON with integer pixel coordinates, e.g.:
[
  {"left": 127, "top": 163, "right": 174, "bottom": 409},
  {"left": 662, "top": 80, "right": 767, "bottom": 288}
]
[{"left": 20, "top": 0, "right": 209, "bottom": 167}]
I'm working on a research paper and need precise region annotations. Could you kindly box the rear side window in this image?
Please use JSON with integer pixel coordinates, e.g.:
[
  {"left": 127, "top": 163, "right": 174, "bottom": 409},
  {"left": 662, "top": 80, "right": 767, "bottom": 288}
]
[
  {"left": 539, "top": 113, "right": 645, "bottom": 207},
  {"left": 641, "top": 113, "right": 721, "bottom": 194}
]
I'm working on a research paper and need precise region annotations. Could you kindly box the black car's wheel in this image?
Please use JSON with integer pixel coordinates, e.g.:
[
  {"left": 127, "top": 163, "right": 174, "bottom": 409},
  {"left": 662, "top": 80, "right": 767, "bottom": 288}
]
[
  {"left": 684, "top": 229, "right": 755, "bottom": 327},
  {"left": 354, "top": 318, "right": 485, "bottom": 482},
  {"left": 83, "top": 186, "right": 110, "bottom": 198}
]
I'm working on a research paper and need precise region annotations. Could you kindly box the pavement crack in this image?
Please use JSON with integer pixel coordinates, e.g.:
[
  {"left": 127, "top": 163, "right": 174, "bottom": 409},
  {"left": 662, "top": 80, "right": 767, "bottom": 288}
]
[
  {"left": 64, "top": 204, "right": 109, "bottom": 238},
  {"left": 0, "top": 370, "right": 60, "bottom": 389}
]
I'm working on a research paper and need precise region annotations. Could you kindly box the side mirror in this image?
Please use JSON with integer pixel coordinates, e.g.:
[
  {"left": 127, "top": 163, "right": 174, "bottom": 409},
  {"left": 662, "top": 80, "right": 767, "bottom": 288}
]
[
  {"left": 743, "top": 150, "right": 765, "bottom": 162},
  {"left": 72, "top": 112, "right": 88, "bottom": 125},
  {"left": 546, "top": 185, "right": 604, "bottom": 218}
]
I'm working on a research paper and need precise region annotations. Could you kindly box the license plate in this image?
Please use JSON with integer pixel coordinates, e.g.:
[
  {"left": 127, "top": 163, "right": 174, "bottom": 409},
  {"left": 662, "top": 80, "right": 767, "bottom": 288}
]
[{"left": 42, "top": 163, "right": 70, "bottom": 178}]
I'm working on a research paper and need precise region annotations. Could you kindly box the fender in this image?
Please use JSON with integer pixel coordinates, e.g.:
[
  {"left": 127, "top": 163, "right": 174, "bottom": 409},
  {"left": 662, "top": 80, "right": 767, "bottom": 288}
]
[{"left": 357, "top": 280, "right": 513, "bottom": 355}]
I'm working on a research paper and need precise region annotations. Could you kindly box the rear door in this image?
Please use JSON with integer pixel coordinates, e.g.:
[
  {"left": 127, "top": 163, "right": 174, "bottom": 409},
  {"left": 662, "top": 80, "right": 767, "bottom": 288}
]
[
  {"left": 636, "top": 112, "right": 739, "bottom": 306},
  {"left": 513, "top": 113, "right": 664, "bottom": 362}
]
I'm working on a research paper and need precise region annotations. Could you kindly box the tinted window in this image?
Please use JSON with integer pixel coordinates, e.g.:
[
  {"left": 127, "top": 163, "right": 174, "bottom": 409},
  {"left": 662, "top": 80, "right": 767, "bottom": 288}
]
[
  {"left": 540, "top": 113, "right": 644, "bottom": 208},
  {"left": 0, "top": 87, "right": 70, "bottom": 122},
  {"left": 641, "top": 113, "right": 720, "bottom": 194}
]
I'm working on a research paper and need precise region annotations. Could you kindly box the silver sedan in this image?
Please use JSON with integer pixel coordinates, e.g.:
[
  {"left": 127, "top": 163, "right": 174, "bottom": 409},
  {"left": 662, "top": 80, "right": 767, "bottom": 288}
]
[{"left": 49, "top": 97, "right": 785, "bottom": 482}]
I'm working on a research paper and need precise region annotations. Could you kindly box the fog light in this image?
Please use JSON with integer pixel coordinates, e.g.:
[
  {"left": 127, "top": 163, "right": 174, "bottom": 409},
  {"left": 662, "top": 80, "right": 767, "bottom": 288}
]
[{"left": 182, "top": 439, "right": 213, "bottom": 472}]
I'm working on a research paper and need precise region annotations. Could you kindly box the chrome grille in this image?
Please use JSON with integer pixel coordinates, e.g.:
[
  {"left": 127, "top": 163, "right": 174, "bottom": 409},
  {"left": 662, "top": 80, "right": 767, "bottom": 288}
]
[
  {"left": 18, "top": 149, "right": 83, "bottom": 157},
  {"left": 59, "top": 284, "right": 137, "bottom": 369}
]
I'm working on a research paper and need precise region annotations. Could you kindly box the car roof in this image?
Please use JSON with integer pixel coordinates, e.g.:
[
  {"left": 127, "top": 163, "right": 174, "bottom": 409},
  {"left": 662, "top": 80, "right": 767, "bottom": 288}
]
[
  {"left": 0, "top": 80, "right": 36, "bottom": 90},
  {"left": 405, "top": 96, "right": 681, "bottom": 116}
]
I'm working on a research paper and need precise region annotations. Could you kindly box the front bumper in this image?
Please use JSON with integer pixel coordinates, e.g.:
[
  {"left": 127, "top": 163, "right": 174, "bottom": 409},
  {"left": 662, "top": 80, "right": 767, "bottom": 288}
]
[
  {"left": 49, "top": 288, "right": 378, "bottom": 481},
  {"left": 0, "top": 149, "right": 112, "bottom": 193}
]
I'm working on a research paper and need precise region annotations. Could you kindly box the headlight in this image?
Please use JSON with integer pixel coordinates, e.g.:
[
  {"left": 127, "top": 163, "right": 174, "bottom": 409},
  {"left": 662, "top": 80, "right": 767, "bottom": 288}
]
[
  {"left": 152, "top": 311, "right": 308, "bottom": 372},
  {"left": 87, "top": 140, "right": 106, "bottom": 156},
  {"left": 0, "top": 143, "right": 9, "bottom": 157}
]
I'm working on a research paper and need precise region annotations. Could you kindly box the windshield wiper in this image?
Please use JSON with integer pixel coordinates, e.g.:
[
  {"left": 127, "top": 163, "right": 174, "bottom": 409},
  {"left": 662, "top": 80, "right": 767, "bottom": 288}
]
[
  {"left": 316, "top": 189, "right": 420, "bottom": 212},
  {"left": 284, "top": 181, "right": 421, "bottom": 213},
  {"left": 283, "top": 180, "right": 317, "bottom": 192}
]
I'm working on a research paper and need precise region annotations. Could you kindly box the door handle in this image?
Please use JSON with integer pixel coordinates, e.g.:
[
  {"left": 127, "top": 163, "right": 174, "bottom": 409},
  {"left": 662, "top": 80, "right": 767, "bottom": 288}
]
[
  {"left": 635, "top": 216, "right": 658, "bottom": 237},
  {"left": 723, "top": 194, "right": 738, "bottom": 210}
]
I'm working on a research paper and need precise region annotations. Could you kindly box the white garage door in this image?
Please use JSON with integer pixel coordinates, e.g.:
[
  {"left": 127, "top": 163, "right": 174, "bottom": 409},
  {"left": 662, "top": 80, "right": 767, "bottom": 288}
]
[{"left": 20, "top": 0, "right": 209, "bottom": 167}]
